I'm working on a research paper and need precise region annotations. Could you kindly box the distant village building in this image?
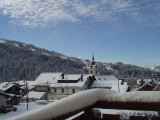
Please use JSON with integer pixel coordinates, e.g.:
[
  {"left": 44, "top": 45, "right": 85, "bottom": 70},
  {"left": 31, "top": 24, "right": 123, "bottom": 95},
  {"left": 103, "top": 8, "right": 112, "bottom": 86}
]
[
  {"left": 135, "top": 79, "right": 157, "bottom": 91},
  {"left": 0, "top": 82, "right": 23, "bottom": 105},
  {"left": 0, "top": 90, "right": 19, "bottom": 106},
  {"left": 137, "top": 84, "right": 154, "bottom": 91},
  {"left": 14, "top": 80, "right": 35, "bottom": 92},
  {"left": 0, "top": 82, "right": 23, "bottom": 95},
  {"left": 90, "top": 75, "right": 129, "bottom": 93}
]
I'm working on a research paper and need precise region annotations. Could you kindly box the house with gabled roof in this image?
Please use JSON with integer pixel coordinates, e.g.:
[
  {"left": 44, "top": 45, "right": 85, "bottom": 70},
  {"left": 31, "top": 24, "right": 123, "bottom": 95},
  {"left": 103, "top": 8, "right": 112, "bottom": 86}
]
[
  {"left": 49, "top": 74, "right": 92, "bottom": 99},
  {"left": 25, "top": 73, "right": 63, "bottom": 101},
  {"left": 26, "top": 73, "right": 94, "bottom": 101},
  {"left": 0, "top": 91, "right": 19, "bottom": 105},
  {"left": 137, "top": 83, "right": 154, "bottom": 91},
  {"left": 23, "top": 91, "right": 47, "bottom": 102},
  {"left": 0, "top": 82, "right": 23, "bottom": 96}
]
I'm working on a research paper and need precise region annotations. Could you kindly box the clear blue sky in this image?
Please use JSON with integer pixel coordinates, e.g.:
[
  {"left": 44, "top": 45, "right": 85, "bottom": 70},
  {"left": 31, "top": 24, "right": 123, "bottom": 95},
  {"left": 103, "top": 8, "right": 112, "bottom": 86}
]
[{"left": 0, "top": 0, "right": 160, "bottom": 67}]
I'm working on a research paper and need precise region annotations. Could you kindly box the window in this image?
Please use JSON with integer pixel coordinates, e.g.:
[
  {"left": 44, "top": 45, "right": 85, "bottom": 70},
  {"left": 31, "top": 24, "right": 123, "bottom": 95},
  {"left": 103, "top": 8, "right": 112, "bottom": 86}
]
[
  {"left": 54, "top": 88, "right": 56, "bottom": 93},
  {"left": 72, "top": 89, "right": 75, "bottom": 93},
  {"left": 90, "top": 70, "right": 93, "bottom": 74},
  {"left": 61, "top": 88, "right": 64, "bottom": 93}
]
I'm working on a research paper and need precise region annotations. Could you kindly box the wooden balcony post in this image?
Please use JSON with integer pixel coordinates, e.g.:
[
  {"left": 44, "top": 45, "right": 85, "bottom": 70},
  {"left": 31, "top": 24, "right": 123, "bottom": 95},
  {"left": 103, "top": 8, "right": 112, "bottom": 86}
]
[{"left": 83, "top": 108, "right": 94, "bottom": 120}]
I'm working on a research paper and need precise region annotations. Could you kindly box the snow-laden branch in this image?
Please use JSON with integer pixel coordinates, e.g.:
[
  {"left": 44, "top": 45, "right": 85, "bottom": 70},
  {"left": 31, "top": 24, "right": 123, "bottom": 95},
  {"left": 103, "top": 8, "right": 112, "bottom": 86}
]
[{"left": 10, "top": 89, "right": 160, "bottom": 120}]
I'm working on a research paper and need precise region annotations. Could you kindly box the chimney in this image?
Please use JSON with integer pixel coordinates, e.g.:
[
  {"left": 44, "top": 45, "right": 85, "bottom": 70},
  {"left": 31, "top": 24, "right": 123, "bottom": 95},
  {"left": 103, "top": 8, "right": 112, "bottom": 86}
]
[
  {"left": 62, "top": 74, "right": 64, "bottom": 79},
  {"left": 81, "top": 74, "right": 83, "bottom": 81}
]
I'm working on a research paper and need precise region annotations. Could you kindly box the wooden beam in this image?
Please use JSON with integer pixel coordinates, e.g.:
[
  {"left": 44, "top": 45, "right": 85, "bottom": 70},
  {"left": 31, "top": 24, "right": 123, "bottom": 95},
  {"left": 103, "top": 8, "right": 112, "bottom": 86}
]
[
  {"left": 93, "top": 101, "right": 160, "bottom": 111},
  {"left": 103, "top": 114, "right": 120, "bottom": 120},
  {"left": 130, "top": 116, "right": 148, "bottom": 120}
]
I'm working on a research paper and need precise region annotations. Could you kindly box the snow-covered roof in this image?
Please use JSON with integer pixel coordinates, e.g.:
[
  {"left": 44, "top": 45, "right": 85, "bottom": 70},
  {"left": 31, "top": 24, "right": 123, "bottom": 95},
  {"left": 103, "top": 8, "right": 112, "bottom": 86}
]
[
  {"left": 59, "top": 74, "right": 81, "bottom": 80},
  {"left": 137, "top": 79, "right": 153, "bottom": 84},
  {"left": 50, "top": 74, "right": 90, "bottom": 88},
  {"left": 12, "top": 80, "right": 35, "bottom": 90},
  {"left": 34, "top": 73, "right": 62, "bottom": 85},
  {"left": 90, "top": 80, "right": 122, "bottom": 88},
  {"left": 96, "top": 75, "right": 118, "bottom": 81},
  {"left": 90, "top": 79, "right": 128, "bottom": 93},
  {"left": 33, "top": 73, "right": 91, "bottom": 88},
  {"left": 14, "top": 80, "right": 28, "bottom": 86},
  {"left": 0, "top": 91, "right": 18, "bottom": 98},
  {"left": 26, "top": 91, "right": 46, "bottom": 99},
  {"left": 0, "top": 82, "right": 15, "bottom": 91},
  {"left": 13, "top": 80, "right": 34, "bottom": 86}
]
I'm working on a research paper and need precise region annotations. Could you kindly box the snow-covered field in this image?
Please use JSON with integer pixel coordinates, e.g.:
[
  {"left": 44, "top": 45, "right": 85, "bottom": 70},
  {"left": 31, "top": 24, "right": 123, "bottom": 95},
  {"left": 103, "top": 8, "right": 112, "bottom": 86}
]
[
  {"left": 0, "top": 102, "right": 80, "bottom": 120},
  {"left": 0, "top": 102, "right": 44, "bottom": 120}
]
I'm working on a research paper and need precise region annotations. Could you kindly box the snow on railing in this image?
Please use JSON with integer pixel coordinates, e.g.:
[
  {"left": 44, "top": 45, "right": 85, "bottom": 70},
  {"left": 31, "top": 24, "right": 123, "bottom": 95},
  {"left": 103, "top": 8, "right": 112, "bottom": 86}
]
[{"left": 9, "top": 89, "right": 160, "bottom": 120}]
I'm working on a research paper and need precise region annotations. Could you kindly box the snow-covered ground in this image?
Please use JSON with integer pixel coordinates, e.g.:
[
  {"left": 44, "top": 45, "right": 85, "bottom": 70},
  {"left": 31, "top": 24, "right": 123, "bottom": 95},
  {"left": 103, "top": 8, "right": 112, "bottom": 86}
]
[
  {"left": 0, "top": 102, "right": 84, "bottom": 120},
  {"left": 0, "top": 102, "right": 44, "bottom": 120}
]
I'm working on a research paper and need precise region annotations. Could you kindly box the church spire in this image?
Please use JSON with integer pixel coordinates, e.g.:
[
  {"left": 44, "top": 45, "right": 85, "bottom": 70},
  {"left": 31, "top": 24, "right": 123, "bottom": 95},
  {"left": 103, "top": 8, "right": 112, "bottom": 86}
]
[{"left": 92, "top": 54, "right": 94, "bottom": 62}]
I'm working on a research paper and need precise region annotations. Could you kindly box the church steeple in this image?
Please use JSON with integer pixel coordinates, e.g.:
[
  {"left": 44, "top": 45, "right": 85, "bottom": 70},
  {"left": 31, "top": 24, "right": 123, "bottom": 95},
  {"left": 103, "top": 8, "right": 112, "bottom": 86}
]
[
  {"left": 89, "top": 54, "right": 98, "bottom": 76},
  {"left": 92, "top": 54, "right": 94, "bottom": 61},
  {"left": 91, "top": 54, "right": 96, "bottom": 66}
]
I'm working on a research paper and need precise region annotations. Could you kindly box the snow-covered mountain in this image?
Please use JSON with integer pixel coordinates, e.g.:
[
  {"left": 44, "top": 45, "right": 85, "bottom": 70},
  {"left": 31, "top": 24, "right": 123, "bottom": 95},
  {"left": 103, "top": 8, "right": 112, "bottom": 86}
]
[
  {"left": 155, "top": 66, "right": 160, "bottom": 71},
  {"left": 0, "top": 38, "right": 90, "bottom": 82},
  {"left": 0, "top": 38, "right": 156, "bottom": 82},
  {"left": 151, "top": 66, "right": 160, "bottom": 72}
]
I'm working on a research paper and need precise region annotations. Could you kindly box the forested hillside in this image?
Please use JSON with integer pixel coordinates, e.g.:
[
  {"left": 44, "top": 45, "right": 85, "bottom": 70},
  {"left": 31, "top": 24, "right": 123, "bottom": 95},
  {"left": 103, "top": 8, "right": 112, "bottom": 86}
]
[
  {"left": 0, "top": 39, "right": 87, "bottom": 82},
  {"left": 0, "top": 38, "right": 158, "bottom": 82}
]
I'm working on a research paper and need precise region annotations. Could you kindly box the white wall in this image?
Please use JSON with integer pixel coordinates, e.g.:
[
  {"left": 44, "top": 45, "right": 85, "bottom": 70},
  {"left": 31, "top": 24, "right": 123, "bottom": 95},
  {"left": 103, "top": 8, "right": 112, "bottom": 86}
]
[
  {"left": 49, "top": 87, "right": 85, "bottom": 100},
  {"left": 0, "top": 94, "right": 6, "bottom": 106}
]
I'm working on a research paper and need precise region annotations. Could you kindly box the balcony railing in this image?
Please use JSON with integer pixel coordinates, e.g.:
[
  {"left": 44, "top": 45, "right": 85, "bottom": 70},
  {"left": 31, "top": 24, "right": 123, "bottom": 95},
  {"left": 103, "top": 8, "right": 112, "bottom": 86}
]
[{"left": 10, "top": 89, "right": 160, "bottom": 120}]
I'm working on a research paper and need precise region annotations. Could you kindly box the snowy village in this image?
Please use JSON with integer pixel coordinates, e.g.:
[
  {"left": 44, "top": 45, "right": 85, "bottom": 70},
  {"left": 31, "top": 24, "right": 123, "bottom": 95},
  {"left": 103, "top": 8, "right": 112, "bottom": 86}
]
[
  {"left": 0, "top": 55, "right": 160, "bottom": 120},
  {"left": 1, "top": 0, "right": 160, "bottom": 120}
]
